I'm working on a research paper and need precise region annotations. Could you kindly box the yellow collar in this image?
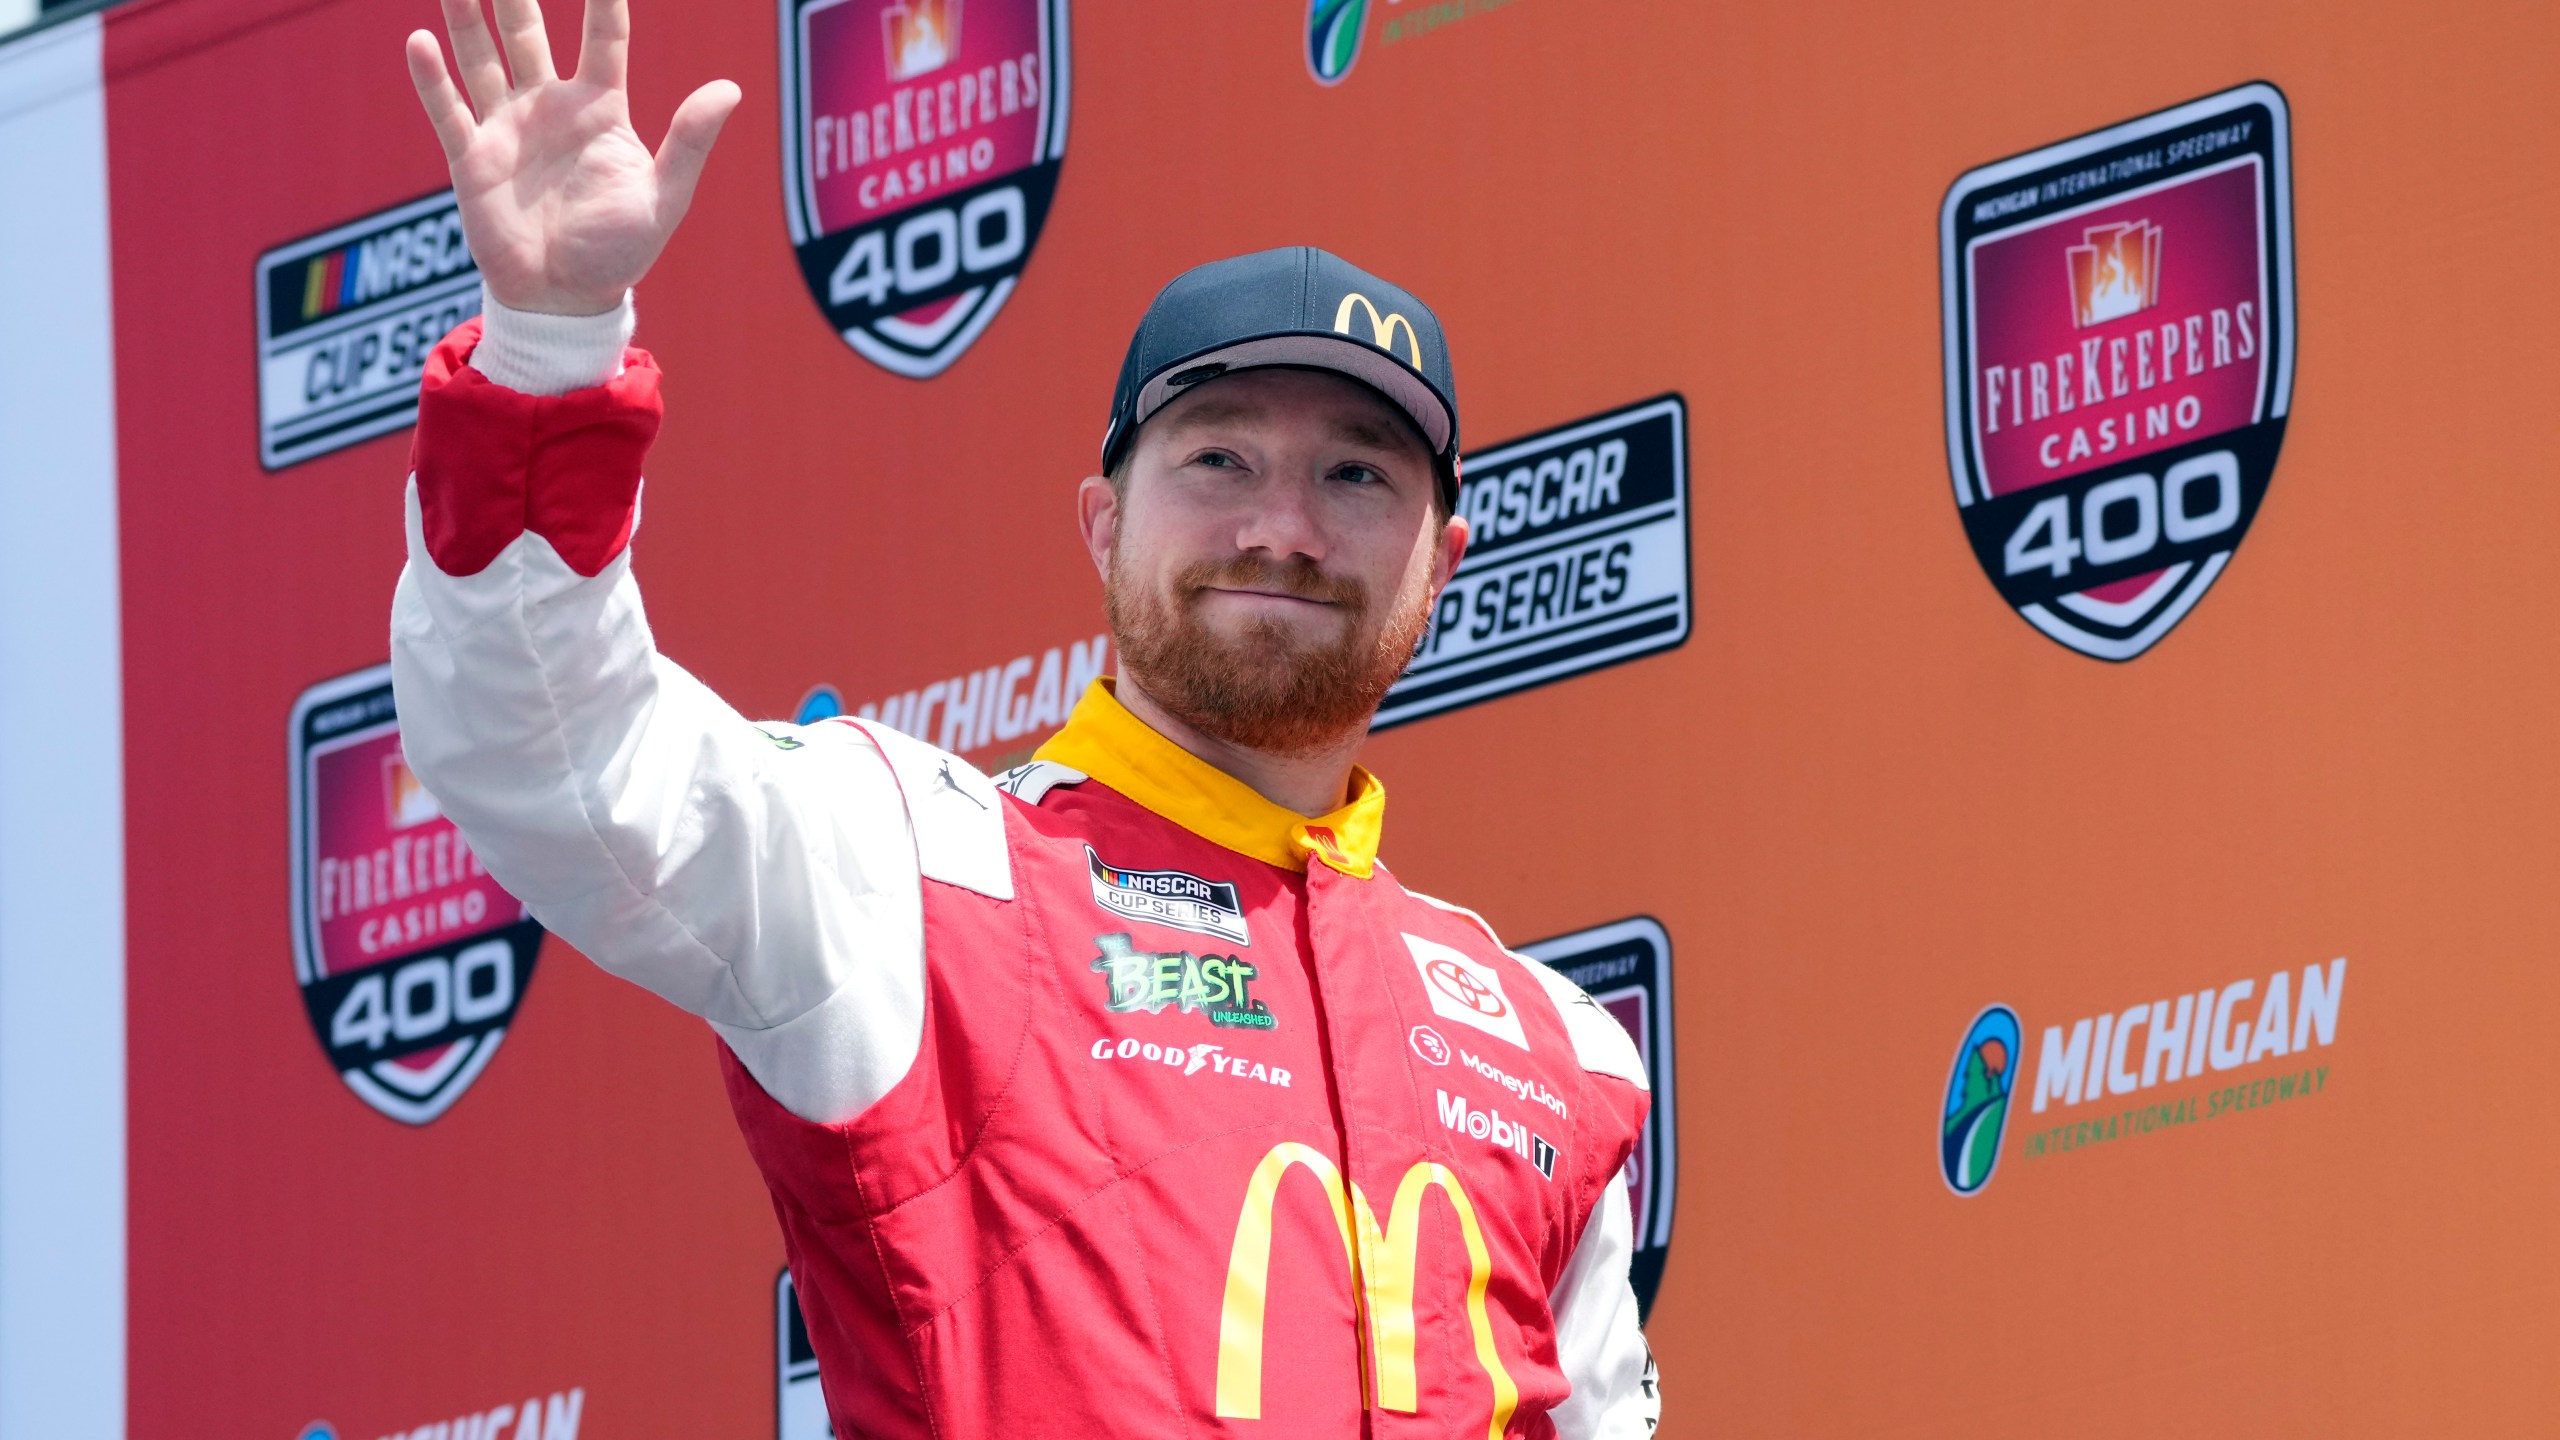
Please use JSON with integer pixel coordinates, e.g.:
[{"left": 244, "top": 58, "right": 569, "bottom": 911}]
[{"left": 1033, "top": 680, "right": 1384, "bottom": 878}]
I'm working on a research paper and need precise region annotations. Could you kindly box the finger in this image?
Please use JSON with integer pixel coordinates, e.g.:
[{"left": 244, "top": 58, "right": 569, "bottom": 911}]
[
  {"left": 490, "top": 0, "right": 558, "bottom": 88},
  {"left": 404, "top": 30, "right": 478, "bottom": 161},
  {"left": 574, "top": 0, "right": 629, "bottom": 90},
  {"left": 438, "top": 0, "right": 510, "bottom": 116},
  {"left": 652, "top": 80, "right": 743, "bottom": 228}
]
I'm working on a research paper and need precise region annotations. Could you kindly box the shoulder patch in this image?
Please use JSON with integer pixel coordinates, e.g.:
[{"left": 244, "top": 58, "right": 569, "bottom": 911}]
[
  {"left": 1523, "top": 963, "right": 1648, "bottom": 1091},
  {"left": 833, "top": 719, "right": 1012, "bottom": 901},
  {"left": 1406, "top": 887, "right": 1647, "bottom": 1089},
  {"left": 993, "top": 759, "right": 1087, "bottom": 805}
]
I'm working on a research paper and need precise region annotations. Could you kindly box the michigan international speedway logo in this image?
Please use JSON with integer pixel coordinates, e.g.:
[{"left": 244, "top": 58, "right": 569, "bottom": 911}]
[
  {"left": 1939, "top": 83, "right": 2295, "bottom": 660},
  {"left": 1942, "top": 958, "right": 2346, "bottom": 1195},
  {"left": 1306, "top": 0, "right": 1368, "bottom": 83},
  {"left": 290, "top": 664, "right": 545, "bottom": 1124},
  {"left": 1940, "top": 1005, "right": 2019, "bottom": 1194},
  {"left": 781, "top": 0, "right": 1070, "bottom": 378}
]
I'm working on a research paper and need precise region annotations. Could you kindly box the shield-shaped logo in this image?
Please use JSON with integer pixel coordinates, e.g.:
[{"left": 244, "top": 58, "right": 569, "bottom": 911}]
[
  {"left": 781, "top": 0, "right": 1071, "bottom": 378},
  {"left": 1940, "top": 83, "right": 2295, "bottom": 660},
  {"left": 289, "top": 664, "right": 544, "bottom": 1124},
  {"left": 1520, "top": 916, "right": 1678, "bottom": 1321}
]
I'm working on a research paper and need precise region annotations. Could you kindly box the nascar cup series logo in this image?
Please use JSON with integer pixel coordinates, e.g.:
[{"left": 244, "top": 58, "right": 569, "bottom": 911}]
[
  {"left": 290, "top": 664, "right": 544, "bottom": 1124},
  {"left": 1941, "top": 83, "right": 2296, "bottom": 659},
  {"left": 781, "top": 0, "right": 1070, "bottom": 377}
]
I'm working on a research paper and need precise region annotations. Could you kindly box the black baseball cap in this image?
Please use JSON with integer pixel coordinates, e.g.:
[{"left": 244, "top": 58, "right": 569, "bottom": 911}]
[{"left": 1100, "top": 246, "right": 1462, "bottom": 510}]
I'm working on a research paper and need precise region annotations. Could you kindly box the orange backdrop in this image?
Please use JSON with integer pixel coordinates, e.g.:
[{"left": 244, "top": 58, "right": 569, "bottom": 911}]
[{"left": 87, "top": 0, "right": 2560, "bottom": 1433}]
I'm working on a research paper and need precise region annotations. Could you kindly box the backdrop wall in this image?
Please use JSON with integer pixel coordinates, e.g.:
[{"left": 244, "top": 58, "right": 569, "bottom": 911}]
[{"left": 2, "top": 0, "right": 2555, "bottom": 1435}]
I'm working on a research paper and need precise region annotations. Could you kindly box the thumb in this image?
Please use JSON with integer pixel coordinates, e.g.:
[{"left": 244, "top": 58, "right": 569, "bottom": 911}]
[{"left": 654, "top": 79, "right": 743, "bottom": 230}]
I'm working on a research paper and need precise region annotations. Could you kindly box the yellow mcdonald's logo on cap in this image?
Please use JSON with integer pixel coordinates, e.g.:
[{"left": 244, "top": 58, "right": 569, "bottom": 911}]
[
  {"left": 1213, "top": 1141, "right": 1519, "bottom": 1440},
  {"left": 1333, "top": 293, "right": 1425, "bottom": 371}
]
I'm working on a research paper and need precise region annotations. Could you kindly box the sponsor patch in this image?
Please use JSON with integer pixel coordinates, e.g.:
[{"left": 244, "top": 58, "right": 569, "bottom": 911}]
[
  {"left": 780, "top": 0, "right": 1071, "bottom": 377},
  {"left": 255, "top": 191, "right": 480, "bottom": 469},
  {"left": 1088, "top": 1036, "right": 1292, "bottom": 1087},
  {"left": 1436, "top": 1088, "right": 1556, "bottom": 1179},
  {"left": 1940, "top": 83, "right": 2296, "bottom": 659},
  {"left": 1521, "top": 917, "right": 1677, "bottom": 1320},
  {"left": 1409, "top": 1024, "right": 1452, "bottom": 1066},
  {"left": 1404, "top": 932, "right": 1528, "bottom": 1049},
  {"left": 1087, "top": 846, "right": 1248, "bottom": 944},
  {"left": 1379, "top": 395, "right": 1692, "bottom": 729},
  {"left": 290, "top": 664, "right": 543, "bottom": 1124},
  {"left": 1089, "top": 932, "right": 1273, "bottom": 1029}
]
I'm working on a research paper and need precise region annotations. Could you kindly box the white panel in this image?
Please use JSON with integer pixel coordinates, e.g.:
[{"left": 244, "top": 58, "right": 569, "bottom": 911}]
[{"left": 0, "top": 13, "right": 123, "bottom": 1438}]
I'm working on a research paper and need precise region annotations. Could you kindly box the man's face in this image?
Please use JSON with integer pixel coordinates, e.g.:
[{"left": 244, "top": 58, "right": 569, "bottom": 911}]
[{"left": 1079, "top": 367, "right": 1469, "bottom": 757}]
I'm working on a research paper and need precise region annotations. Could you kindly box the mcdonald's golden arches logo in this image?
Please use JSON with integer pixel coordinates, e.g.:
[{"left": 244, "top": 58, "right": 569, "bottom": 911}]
[
  {"left": 1333, "top": 292, "right": 1426, "bottom": 370},
  {"left": 1214, "top": 1141, "right": 1520, "bottom": 1440}
]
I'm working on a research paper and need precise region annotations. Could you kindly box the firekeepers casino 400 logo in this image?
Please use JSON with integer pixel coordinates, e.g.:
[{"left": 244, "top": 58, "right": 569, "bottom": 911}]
[
  {"left": 290, "top": 664, "right": 545, "bottom": 1123},
  {"left": 1941, "top": 83, "right": 2296, "bottom": 660},
  {"left": 781, "top": 0, "right": 1070, "bottom": 377}
]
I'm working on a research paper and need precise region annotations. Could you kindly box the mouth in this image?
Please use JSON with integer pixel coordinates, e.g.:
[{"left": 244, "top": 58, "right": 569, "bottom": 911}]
[{"left": 1204, "top": 584, "right": 1335, "bottom": 604}]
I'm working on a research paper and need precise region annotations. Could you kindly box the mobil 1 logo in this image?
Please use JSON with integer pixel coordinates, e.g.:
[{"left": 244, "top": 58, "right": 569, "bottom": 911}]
[
  {"left": 255, "top": 191, "right": 479, "bottom": 469},
  {"left": 1519, "top": 916, "right": 1678, "bottom": 1320},
  {"left": 290, "top": 663, "right": 543, "bottom": 1124},
  {"left": 1941, "top": 83, "right": 2296, "bottom": 659},
  {"left": 1376, "top": 395, "right": 1691, "bottom": 729}
]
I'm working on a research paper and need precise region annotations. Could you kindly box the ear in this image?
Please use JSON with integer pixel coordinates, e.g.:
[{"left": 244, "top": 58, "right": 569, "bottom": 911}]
[
  {"left": 1430, "top": 509, "right": 1470, "bottom": 592},
  {"left": 1076, "top": 473, "right": 1119, "bottom": 583}
]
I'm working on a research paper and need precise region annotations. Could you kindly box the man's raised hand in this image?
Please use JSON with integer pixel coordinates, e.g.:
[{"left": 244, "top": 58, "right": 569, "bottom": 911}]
[{"left": 405, "top": 0, "right": 739, "bottom": 317}]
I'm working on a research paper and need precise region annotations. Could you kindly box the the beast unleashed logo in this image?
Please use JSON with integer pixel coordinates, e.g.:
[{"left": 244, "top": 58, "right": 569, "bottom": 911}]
[
  {"left": 290, "top": 664, "right": 544, "bottom": 1124},
  {"left": 781, "top": 0, "right": 1070, "bottom": 378},
  {"left": 1941, "top": 83, "right": 2295, "bottom": 660}
]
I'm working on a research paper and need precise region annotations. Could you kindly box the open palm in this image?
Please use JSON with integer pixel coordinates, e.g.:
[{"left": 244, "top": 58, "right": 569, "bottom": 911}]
[{"left": 406, "top": 0, "right": 739, "bottom": 317}]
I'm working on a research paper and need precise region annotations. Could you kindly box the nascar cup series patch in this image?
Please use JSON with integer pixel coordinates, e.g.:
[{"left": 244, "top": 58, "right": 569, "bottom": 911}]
[
  {"left": 781, "top": 0, "right": 1070, "bottom": 378},
  {"left": 290, "top": 664, "right": 544, "bottom": 1124},
  {"left": 1940, "top": 83, "right": 2295, "bottom": 660}
]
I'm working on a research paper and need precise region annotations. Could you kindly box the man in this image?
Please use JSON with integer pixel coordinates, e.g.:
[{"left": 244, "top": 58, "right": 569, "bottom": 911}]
[{"left": 393, "top": 1, "right": 1658, "bottom": 1434}]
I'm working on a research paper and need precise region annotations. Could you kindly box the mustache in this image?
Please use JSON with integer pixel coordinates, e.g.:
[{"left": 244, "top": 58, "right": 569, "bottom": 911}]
[{"left": 1173, "top": 556, "right": 1367, "bottom": 610}]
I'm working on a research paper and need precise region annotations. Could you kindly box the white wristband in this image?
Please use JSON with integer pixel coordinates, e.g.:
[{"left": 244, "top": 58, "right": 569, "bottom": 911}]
[{"left": 469, "top": 286, "right": 635, "bottom": 397}]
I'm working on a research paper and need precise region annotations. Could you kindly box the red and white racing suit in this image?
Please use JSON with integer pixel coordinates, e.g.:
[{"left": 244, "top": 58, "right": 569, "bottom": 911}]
[{"left": 389, "top": 294, "right": 1661, "bottom": 1438}]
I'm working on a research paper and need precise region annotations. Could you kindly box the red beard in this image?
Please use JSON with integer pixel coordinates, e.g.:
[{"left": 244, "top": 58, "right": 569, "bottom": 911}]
[{"left": 1106, "top": 550, "right": 1431, "bottom": 757}]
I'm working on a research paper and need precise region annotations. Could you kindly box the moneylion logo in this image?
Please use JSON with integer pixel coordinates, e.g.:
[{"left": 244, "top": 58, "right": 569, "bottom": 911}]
[
  {"left": 1306, "top": 0, "right": 1369, "bottom": 85},
  {"left": 1215, "top": 1142, "right": 1519, "bottom": 1440},
  {"left": 1940, "top": 1005, "right": 2020, "bottom": 1195},
  {"left": 1333, "top": 292, "right": 1424, "bottom": 369}
]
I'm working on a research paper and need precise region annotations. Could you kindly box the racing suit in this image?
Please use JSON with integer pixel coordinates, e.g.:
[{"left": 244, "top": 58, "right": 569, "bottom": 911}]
[{"left": 389, "top": 293, "right": 1660, "bottom": 1438}]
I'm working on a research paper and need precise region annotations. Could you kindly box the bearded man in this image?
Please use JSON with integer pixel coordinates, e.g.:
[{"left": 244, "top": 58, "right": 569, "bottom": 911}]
[{"left": 391, "top": 0, "right": 1657, "bottom": 1434}]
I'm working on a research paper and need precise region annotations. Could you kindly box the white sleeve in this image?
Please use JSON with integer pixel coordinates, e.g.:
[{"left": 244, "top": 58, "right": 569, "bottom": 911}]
[
  {"left": 388, "top": 293, "right": 933, "bottom": 1125},
  {"left": 1548, "top": 1175, "right": 1659, "bottom": 1438}
]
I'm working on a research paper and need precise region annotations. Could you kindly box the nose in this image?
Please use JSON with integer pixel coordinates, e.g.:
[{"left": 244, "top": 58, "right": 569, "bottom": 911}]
[{"left": 1230, "top": 471, "right": 1328, "bottom": 565}]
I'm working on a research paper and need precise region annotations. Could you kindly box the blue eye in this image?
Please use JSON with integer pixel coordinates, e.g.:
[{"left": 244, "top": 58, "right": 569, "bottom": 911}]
[{"left": 1336, "top": 464, "right": 1381, "bottom": 485}]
